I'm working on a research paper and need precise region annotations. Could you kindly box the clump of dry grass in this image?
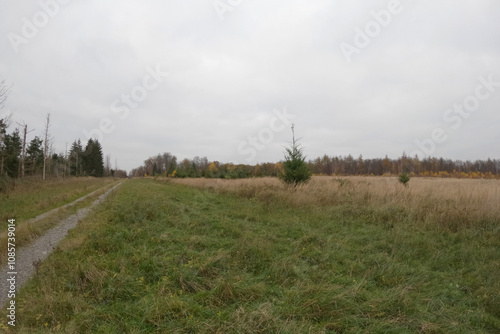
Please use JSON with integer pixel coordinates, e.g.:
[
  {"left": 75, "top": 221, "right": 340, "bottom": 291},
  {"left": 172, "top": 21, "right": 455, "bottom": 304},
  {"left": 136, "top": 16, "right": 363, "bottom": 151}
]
[{"left": 169, "top": 176, "right": 500, "bottom": 231}]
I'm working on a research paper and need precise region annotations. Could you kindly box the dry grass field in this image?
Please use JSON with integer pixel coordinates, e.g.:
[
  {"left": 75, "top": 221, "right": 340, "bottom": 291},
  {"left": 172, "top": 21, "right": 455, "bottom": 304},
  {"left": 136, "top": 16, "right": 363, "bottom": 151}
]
[{"left": 170, "top": 176, "right": 500, "bottom": 231}]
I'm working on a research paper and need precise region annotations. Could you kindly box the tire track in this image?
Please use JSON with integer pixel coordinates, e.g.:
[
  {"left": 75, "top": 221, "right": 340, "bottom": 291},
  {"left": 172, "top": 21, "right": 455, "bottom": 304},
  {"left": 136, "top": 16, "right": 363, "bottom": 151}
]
[
  {"left": 0, "top": 181, "right": 123, "bottom": 308},
  {"left": 13, "top": 181, "right": 120, "bottom": 227}
]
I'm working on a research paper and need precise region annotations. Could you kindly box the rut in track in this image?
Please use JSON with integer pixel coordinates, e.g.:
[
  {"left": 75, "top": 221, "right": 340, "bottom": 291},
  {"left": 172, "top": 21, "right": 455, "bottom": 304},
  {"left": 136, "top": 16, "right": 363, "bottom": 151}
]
[{"left": 0, "top": 181, "right": 123, "bottom": 308}]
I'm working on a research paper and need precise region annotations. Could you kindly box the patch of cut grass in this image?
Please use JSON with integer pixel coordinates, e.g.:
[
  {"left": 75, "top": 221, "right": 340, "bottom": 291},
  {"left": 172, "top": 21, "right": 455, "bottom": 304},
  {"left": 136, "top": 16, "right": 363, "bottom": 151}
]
[{"left": 3, "top": 178, "right": 499, "bottom": 333}]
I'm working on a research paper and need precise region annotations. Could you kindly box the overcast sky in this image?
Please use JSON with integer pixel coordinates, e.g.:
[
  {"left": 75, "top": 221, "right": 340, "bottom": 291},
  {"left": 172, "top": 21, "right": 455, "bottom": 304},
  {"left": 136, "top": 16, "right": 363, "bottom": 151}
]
[{"left": 1, "top": 0, "right": 499, "bottom": 172}]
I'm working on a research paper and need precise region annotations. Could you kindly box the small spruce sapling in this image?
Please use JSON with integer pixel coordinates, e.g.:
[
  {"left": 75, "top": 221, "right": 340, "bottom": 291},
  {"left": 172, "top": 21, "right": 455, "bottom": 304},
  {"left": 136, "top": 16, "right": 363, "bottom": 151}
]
[
  {"left": 278, "top": 124, "right": 311, "bottom": 187},
  {"left": 398, "top": 172, "right": 411, "bottom": 187}
]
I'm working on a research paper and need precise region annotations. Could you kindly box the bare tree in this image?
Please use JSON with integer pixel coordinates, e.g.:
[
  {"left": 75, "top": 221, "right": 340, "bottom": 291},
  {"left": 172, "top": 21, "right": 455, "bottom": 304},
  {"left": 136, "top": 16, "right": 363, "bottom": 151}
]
[
  {"left": 42, "top": 114, "right": 51, "bottom": 180},
  {"left": 16, "top": 122, "right": 34, "bottom": 178},
  {"left": 105, "top": 153, "right": 111, "bottom": 177},
  {"left": 64, "top": 142, "right": 68, "bottom": 178},
  {"left": 0, "top": 79, "right": 13, "bottom": 176}
]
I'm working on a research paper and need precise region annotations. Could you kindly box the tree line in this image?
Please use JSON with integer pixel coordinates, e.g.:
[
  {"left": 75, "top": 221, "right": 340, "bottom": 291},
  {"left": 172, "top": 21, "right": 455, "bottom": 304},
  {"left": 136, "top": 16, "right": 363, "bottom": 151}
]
[
  {"left": 0, "top": 79, "right": 127, "bottom": 181},
  {"left": 130, "top": 152, "right": 500, "bottom": 179},
  {"left": 129, "top": 153, "right": 274, "bottom": 179},
  {"left": 0, "top": 125, "right": 109, "bottom": 179},
  {"left": 308, "top": 153, "right": 500, "bottom": 178},
  {"left": 3, "top": 78, "right": 498, "bottom": 181}
]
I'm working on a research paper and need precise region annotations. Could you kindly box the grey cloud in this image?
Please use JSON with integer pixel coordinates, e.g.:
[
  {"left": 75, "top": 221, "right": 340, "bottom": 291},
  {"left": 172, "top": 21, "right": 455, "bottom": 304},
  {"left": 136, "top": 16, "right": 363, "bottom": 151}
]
[{"left": 1, "top": 0, "right": 498, "bottom": 171}]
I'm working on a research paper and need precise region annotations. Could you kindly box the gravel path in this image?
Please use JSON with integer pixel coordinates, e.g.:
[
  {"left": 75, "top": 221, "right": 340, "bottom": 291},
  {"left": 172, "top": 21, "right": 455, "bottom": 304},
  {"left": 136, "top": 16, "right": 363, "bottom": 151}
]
[{"left": 0, "top": 181, "right": 123, "bottom": 308}]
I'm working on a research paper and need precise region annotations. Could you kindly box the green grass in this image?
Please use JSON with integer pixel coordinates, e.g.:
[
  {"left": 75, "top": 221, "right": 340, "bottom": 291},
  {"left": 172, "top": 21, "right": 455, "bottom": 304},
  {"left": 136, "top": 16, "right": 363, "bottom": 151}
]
[
  {"left": 3, "top": 178, "right": 499, "bottom": 333},
  {"left": 0, "top": 177, "right": 117, "bottom": 226},
  {"left": 0, "top": 180, "right": 121, "bottom": 267}
]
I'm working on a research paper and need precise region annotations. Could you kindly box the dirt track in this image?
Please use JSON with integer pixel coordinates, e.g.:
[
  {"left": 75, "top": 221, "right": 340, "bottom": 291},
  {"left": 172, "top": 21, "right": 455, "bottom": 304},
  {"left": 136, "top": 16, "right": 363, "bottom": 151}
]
[{"left": 0, "top": 181, "right": 123, "bottom": 308}]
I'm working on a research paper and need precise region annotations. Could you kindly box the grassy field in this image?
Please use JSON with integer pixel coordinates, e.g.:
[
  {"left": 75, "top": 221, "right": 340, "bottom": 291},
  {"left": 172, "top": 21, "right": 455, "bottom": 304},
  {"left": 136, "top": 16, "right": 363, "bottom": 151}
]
[
  {"left": 0, "top": 177, "right": 118, "bottom": 224},
  {"left": 2, "top": 177, "right": 499, "bottom": 333}
]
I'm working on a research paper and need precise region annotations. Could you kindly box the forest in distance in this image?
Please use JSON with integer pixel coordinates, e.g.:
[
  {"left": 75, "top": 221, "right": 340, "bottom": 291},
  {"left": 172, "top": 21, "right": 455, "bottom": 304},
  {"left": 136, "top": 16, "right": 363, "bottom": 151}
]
[
  {"left": 1, "top": 121, "right": 499, "bottom": 182},
  {"left": 130, "top": 151, "right": 500, "bottom": 180},
  {"left": 1, "top": 108, "right": 498, "bottom": 181}
]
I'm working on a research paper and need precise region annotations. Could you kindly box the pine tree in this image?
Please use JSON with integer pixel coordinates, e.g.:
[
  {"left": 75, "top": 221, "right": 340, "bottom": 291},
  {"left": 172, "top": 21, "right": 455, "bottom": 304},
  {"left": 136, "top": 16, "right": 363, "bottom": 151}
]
[
  {"left": 69, "top": 140, "right": 83, "bottom": 176},
  {"left": 82, "top": 139, "right": 104, "bottom": 177},
  {"left": 2, "top": 129, "right": 22, "bottom": 177},
  {"left": 278, "top": 124, "right": 311, "bottom": 187},
  {"left": 26, "top": 136, "right": 44, "bottom": 175}
]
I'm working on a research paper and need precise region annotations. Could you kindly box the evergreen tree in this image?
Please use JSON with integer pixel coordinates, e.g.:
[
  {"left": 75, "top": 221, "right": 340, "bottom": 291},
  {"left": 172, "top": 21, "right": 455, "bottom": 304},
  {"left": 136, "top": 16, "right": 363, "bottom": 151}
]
[
  {"left": 82, "top": 139, "right": 104, "bottom": 177},
  {"left": 0, "top": 119, "right": 6, "bottom": 149},
  {"left": 398, "top": 172, "right": 411, "bottom": 187},
  {"left": 278, "top": 124, "right": 311, "bottom": 187},
  {"left": 68, "top": 140, "right": 83, "bottom": 176},
  {"left": 2, "top": 129, "right": 22, "bottom": 177},
  {"left": 26, "top": 136, "right": 44, "bottom": 175}
]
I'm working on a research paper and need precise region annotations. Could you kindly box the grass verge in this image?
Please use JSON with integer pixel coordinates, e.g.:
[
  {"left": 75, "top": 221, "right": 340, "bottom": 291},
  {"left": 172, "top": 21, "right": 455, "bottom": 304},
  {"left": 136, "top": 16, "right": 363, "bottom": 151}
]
[{"left": 2, "top": 178, "right": 499, "bottom": 333}]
